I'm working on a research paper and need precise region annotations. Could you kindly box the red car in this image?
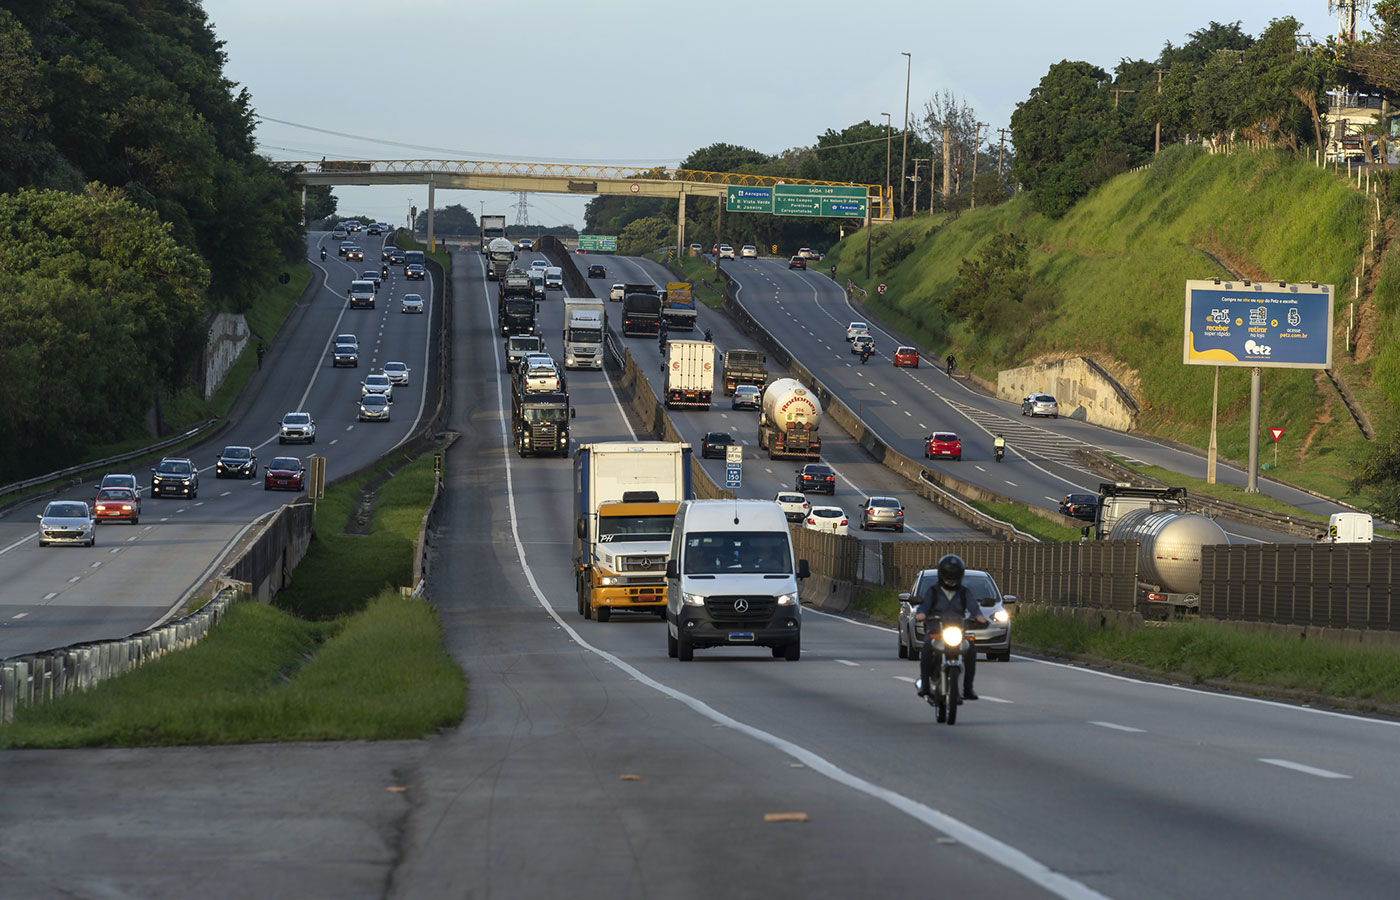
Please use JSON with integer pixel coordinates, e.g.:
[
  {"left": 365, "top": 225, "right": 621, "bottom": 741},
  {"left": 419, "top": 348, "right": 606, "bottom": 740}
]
[
  {"left": 263, "top": 456, "right": 306, "bottom": 492},
  {"left": 924, "top": 432, "right": 962, "bottom": 461},
  {"left": 93, "top": 487, "right": 140, "bottom": 524},
  {"left": 788, "top": 256, "right": 806, "bottom": 270},
  {"left": 893, "top": 346, "right": 919, "bottom": 368}
]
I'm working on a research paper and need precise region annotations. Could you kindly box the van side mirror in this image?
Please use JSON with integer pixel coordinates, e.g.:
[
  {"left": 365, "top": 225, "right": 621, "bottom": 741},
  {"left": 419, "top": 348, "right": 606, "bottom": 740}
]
[
  {"left": 666, "top": 559, "right": 679, "bottom": 579},
  {"left": 1003, "top": 595, "right": 1017, "bottom": 605},
  {"left": 797, "top": 559, "right": 810, "bottom": 579}
]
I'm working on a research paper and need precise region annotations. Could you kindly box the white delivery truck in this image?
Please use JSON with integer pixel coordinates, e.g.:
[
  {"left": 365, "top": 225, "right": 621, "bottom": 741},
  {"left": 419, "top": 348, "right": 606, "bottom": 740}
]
[
  {"left": 1324, "top": 512, "right": 1374, "bottom": 543},
  {"left": 562, "top": 298, "right": 606, "bottom": 370},
  {"left": 664, "top": 340, "right": 715, "bottom": 409}
]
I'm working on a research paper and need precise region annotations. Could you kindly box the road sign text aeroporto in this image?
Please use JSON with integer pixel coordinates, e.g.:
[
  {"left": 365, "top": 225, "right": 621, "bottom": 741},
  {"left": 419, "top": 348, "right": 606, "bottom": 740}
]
[{"left": 726, "top": 185, "right": 867, "bottom": 218}]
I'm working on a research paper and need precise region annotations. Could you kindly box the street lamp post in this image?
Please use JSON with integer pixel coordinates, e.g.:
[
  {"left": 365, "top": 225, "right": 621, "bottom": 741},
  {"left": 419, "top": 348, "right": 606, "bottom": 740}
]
[
  {"left": 899, "top": 51, "right": 911, "bottom": 218},
  {"left": 882, "top": 112, "right": 892, "bottom": 218}
]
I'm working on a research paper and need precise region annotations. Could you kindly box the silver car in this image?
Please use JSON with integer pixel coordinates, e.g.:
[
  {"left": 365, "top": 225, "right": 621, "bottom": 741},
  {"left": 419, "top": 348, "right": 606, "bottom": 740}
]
[
  {"left": 383, "top": 361, "right": 410, "bottom": 385},
  {"left": 401, "top": 293, "right": 424, "bottom": 314},
  {"left": 1022, "top": 393, "right": 1059, "bottom": 418},
  {"left": 358, "top": 393, "right": 391, "bottom": 422},
  {"left": 860, "top": 496, "right": 904, "bottom": 532},
  {"left": 731, "top": 384, "right": 761, "bottom": 410},
  {"left": 38, "top": 500, "right": 96, "bottom": 547},
  {"left": 897, "top": 569, "right": 1015, "bottom": 661}
]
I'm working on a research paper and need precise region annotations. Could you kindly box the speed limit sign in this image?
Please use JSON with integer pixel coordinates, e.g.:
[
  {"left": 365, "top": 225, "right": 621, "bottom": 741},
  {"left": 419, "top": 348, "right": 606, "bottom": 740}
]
[{"left": 877, "top": 283, "right": 888, "bottom": 294}]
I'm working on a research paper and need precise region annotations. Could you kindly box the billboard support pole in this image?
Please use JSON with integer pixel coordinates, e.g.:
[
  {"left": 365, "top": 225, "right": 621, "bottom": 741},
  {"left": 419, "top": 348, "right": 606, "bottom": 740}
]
[
  {"left": 1246, "top": 366, "right": 1261, "bottom": 492},
  {"left": 1207, "top": 366, "right": 1219, "bottom": 484}
]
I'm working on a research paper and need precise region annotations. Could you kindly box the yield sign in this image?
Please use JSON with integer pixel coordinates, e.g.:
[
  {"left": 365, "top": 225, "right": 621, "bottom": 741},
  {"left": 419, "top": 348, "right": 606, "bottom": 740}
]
[{"left": 1268, "top": 427, "right": 1286, "bottom": 442}]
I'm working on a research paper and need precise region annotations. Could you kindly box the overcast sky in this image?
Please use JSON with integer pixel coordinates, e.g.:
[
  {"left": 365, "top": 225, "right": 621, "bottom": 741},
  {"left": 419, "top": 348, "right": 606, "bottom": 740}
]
[{"left": 203, "top": 0, "right": 1344, "bottom": 230}]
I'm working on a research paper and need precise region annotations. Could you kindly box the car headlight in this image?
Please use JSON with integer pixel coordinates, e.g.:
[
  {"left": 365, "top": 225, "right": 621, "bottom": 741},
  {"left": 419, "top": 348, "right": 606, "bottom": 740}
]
[
  {"left": 993, "top": 609, "right": 1010, "bottom": 623},
  {"left": 776, "top": 592, "right": 798, "bottom": 606},
  {"left": 682, "top": 592, "right": 707, "bottom": 606}
]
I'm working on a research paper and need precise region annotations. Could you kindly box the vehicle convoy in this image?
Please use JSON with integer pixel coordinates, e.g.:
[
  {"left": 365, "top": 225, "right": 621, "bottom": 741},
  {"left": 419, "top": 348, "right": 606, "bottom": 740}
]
[
  {"left": 479, "top": 214, "right": 507, "bottom": 253},
  {"left": 721, "top": 349, "right": 768, "bottom": 396},
  {"left": 486, "top": 237, "right": 516, "bottom": 281},
  {"left": 1090, "top": 483, "right": 1229, "bottom": 612},
  {"left": 621, "top": 286, "right": 662, "bottom": 335},
  {"left": 665, "top": 499, "right": 810, "bottom": 662},
  {"left": 758, "top": 378, "right": 822, "bottom": 460},
  {"left": 562, "top": 298, "right": 606, "bottom": 369},
  {"left": 505, "top": 334, "right": 544, "bottom": 372},
  {"left": 573, "top": 442, "right": 693, "bottom": 622},
  {"left": 664, "top": 340, "right": 715, "bottom": 408},
  {"left": 497, "top": 272, "right": 537, "bottom": 336},
  {"left": 661, "top": 281, "right": 697, "bottom": 330},
  {"left": 511, "top": 389, "right": 572, "bottom": 457}
]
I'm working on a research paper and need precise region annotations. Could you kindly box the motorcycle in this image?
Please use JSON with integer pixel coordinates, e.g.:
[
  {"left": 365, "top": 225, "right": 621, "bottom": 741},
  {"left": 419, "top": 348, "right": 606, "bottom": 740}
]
[
  {"left": 320, "top": 248, "right": 327, "bottom": 261},
  {"left": 704, "top": 329, "right": 713, "bottom": 343},
  {"left": 917, "top": 620, "right": 970, "bottom": 725},
  {"left": 860, "top": 348, "right": 871, "bottom": 365},
  {"left": 994, "top": 444, "right": 1005, "bottom": 463}
]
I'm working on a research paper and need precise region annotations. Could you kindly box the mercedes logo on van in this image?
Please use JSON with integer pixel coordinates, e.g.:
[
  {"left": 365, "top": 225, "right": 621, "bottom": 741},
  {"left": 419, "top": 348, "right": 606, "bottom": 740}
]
[{"left": 734, "top": 598, "right": 750, "bottom": 613}]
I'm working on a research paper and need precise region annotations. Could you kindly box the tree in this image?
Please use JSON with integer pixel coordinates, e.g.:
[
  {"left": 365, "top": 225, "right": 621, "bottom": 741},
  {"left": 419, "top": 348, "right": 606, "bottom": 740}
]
[
  {"left": 414, "top": 204, "right": 477, "bottom": 234},
  {"left": 1160, "top": 21, "right": 1254, "bottom": 69},
  {"left": 303, "top": 185, "right": 337, "bottom": 223},
  {"left": 617, "top": 216, "right": 674, "bottom": 256},
  {"left": 945, "top": 231, "right": 1059, "bottom": 352}
]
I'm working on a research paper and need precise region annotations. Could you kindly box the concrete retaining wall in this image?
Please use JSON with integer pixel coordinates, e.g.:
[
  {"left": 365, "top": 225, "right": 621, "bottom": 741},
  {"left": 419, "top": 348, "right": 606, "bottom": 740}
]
[
  {"left": 202, "top": 312, "right": 251, "bottom": 401},
  {"left": 996, "top": 356, "right": 1139, "bottom": 431}
]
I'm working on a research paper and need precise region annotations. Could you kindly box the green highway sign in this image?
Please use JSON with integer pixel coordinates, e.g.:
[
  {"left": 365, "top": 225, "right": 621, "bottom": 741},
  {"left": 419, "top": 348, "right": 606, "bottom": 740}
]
[
  {"left": 725, "top": 186, "right": 773, "bottom": 213},
  {"left": 773, "top": 194, "right": 822, "bottom": 216},
  {"left": 578, "top": 234, "right": 617, "bottom": 252}
]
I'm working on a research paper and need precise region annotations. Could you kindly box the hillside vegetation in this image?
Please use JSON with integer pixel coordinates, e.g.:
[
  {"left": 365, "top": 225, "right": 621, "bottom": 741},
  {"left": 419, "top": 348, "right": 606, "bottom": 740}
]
[{"left": 827, "top": 146, "right": 1381, "bottom": 503}]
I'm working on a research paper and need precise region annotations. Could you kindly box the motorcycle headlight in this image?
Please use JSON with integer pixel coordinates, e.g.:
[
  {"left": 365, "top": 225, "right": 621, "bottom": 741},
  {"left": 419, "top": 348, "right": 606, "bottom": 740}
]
[
  {"left": 941, "top": 625, "right": 964, "bottom": 646},
  {"left": 682, "top": 592, "right": 707, "bottom": 607},
  {"left": 776, "top": 592, "right": 797, "bottom": 606},
  {"left": 993, "top": 609, "right": 1010, "bottom": 623}
]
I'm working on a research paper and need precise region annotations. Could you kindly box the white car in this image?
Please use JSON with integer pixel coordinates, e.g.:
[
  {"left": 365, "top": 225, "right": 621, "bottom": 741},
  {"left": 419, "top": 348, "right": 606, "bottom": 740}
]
[
  {"left": 400, "top": 293, "right": 424, "bottom": 314},
  {"left": 851, "top": 334, "right": 874, "bottom": 355},
  {"left": 519, "top": 360, "right": 561, "bottom": 393},
  {"left": 804, "top": 505, "right": 849, "bottom": 535},
  {"left": 279, "top": 411, "right": 316, "bottom": 444},
  {"left": 846, "top": 322, "right": 870, "bottom": 342},
  {"left": 37, "top": 500, "right": 96, "bottom": 547},
  {"left": 797, "top": 247, "right": 819, "bottom": 260},
  {"left": 530, "top": 260, "right": 549, "bottom": 271},
  {"left": 335, "top": 333, "right": 359, "bottom": 352},
  {"left": 361, "top": 374, "right": 394, "bottom": 402},
  {"left": 383, "top": 361, "right": 410, "bottom": 385},
  {"left": 740, "top": 245, "right": 758, "bottom": 259},
  {"left": 609, "top": 283, "right": 625, "bottom": 302},
  {"left": 774, "top": 491, "right": 811, "bottom": 523},
  {"left": 717, "top": 244, "right": 735, "bottom": 260}
]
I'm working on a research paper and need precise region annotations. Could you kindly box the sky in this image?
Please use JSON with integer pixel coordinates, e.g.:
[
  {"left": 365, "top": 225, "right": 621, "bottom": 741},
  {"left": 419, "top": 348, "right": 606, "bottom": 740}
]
[{"left": 202, "top": 0, "right": 1346, "bottom": 230}]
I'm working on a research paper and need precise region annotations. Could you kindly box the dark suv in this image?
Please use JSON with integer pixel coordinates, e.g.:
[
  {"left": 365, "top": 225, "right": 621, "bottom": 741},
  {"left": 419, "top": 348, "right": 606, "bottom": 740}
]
[
  {"left": 587, "top": 264, "right": 606, "bottom": 278},
  {"left": 701, "top": 432, "right": 735, "bottom": 459},
  {"left": 150, "top": 457, "right": 199, "bottom": 499},
  {"left": 795, "top": 463, "right": 836, "bottom": 495},
  {"left": 1058, "top": 493, "right": 1100, "bottom": 521}
]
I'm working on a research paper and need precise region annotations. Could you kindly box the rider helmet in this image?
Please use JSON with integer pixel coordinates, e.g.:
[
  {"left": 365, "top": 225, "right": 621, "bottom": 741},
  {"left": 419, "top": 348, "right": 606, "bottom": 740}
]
[{"left": 936, "top": 554, "right": 966, "bottom": 590}]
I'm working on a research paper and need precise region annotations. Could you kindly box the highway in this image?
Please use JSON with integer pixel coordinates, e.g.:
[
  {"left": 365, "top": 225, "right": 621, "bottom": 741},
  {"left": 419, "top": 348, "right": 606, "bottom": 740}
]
[
  {"left": 0, "top": 232, "right": 437, "bottom": 658},
  {"left": 5, "top": 244, "right": 1400, "bottom": 900}
]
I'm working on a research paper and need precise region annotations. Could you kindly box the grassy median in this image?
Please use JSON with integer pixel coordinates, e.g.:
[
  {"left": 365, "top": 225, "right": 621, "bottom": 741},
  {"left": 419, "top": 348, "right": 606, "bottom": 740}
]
[{"left": 0, "top": 452, "right": 466, "bottom": 748}]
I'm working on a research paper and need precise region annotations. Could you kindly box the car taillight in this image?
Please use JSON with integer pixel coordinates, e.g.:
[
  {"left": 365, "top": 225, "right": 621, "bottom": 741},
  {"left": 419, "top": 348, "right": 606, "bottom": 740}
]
[
  {"left": 807, "top": 518, "right": 815, "bottom": 524},
  {"left": 896, "top": 510, "right": 904, "bottom": 516},
  {"left": 825, "top": 476, "right": 834, "bottom": 481},
  {"left": 840, "top": 520, "right": 847, "bottom": 526}
]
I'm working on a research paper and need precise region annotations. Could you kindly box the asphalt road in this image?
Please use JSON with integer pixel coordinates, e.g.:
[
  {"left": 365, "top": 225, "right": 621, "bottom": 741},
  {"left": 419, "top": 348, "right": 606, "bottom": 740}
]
[
  {"left": 6, "top": 246, "right": 1400, "bottom": 900},
  {"left": 0, "top": 233, "right": 437, "bottom": 658}
]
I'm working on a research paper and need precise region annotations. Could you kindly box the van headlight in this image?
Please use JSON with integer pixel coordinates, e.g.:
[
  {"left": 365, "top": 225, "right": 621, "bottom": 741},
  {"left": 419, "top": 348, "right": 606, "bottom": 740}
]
[
  {"left": 682, "top": 593, "right": 707, "bottom": 606},
  {"left": 776, "top": 593, "right": 798, "bottom": 606}
]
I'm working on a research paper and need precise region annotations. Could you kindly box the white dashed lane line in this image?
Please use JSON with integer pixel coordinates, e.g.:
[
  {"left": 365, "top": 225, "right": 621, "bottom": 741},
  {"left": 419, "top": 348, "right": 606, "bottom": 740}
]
[
  {"left": 1258, "top": 759, "right": 1351, "bottom": 779},
  {"left": 1090, "top": 721, "right": 1145, "bottom": 733},
  {"left": 834, "top": 659, "right": 861, "bottom": 667}
]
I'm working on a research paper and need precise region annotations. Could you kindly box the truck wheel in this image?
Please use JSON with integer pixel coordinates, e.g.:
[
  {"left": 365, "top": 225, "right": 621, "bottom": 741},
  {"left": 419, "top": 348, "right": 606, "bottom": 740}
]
[
  {"left": 667, "top": 630, "right": 678, "bottom": 658},
  {"left": 596, "top": 607, "right": 611, "bottom": 623},
  {"left": 783, "top": 641, "right": 801, "bottom": 662},
  {"left": 677, "top": 635, "right": 693, "bottom": 662},
  {"left": 584, "top": 599, "right": 592, "bottom": 620},
  {"left": 576, "top": 580, "right": 587, "bottom": 617}
]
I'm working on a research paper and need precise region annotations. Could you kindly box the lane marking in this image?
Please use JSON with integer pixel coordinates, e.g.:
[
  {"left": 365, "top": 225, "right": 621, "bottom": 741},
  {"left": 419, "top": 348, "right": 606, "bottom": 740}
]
[
  {"left": 67, "top": 576, "right": 81, "bottom": 583},
  {"left": 980, "top": 696, "right": 1013, "bottom": 703},
  {"left": 1258, "top": 759, "right": 1351, "bottom": 779},
  {"left": 892, "top": 675, "right": 917, "bottom": 684},
  {"left": 42, "top": 593, "right": 57, "bottom": 601},
  {"left": 220, "top": 491, "right": 232, "bottom": 497},
  {"left": 12, "top": 612, "right": 28, "bottom": 619},
  {"left": 1090, "top": 721, "right": 1144, "bottom": 733},
  {"left": 90, "top": 561, "right": 103, "bottom": 568},
  {"left": 834, "top": 659, "right": 861, "bottom": 667}
]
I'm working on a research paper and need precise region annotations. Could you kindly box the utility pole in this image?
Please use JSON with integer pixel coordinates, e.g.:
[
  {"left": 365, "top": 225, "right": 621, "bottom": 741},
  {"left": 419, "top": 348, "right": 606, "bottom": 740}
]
[
  {"left": 1109, "top": 88, "right": 1136, "bottom": 109},
  {"left": 899, "top": 51, "right": 911, "bottom": 218},
  {"left": 970, "top": 122, "right": 986, "bottom": 210},
  {"left": 941, "top": 124, "right": 952, "bottom": 206},
  {"left": 996, "top": 128, "right": 1010, "bottom": 177},
  {"left": 882, "top": 112, "right": 892, "bottom": 219},
  {"left": 1154, "top": 69, "right": 1165, "bottom": 154},
  {"left": 910, "top": 158, "right": 929, "bottom": 214}
]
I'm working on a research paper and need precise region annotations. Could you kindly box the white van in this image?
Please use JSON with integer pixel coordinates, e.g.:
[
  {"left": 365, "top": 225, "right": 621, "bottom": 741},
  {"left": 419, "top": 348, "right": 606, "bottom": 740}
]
[
  {"left": 544, "top": 266, "right": 564, "bottom": 291},
  {"left": 665, "top": 499, "right": 809, "bottom": 661},
  {"left": 1325, "top": 512, "right": 1373, "bottom": 543}
]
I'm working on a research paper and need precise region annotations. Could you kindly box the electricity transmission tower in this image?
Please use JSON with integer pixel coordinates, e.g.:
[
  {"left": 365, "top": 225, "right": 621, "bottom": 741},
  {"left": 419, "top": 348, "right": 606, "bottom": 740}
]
[{"left": 512, "top": 191, "right": 531, "bottom": 227}]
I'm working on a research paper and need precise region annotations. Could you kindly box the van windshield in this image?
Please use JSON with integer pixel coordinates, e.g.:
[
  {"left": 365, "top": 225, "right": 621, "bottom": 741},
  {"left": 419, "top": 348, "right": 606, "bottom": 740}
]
[{"left": 684, "top": 531, "right": 792, "bottom": 575}]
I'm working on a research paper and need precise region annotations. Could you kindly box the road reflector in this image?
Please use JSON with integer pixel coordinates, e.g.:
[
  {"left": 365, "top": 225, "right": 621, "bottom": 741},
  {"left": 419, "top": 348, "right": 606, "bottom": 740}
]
[
  {"left": 386, "top": 786, "right": 407, "bottom": 793},
  {"left": 619, "top": 774, "right": 644, "bottom": 781},
  {"left": 764, "top": 812, "right": 810, "bottom": 823}
]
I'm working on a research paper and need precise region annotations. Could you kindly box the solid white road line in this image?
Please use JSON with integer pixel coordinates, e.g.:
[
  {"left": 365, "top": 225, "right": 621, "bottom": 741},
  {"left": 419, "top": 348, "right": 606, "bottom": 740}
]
[
  {"left": 1258, "top": 759, "right": 1351, "bottom": 779},
  {"left": 1090, "top": 721, "right": 1145, "bottom": 733}
]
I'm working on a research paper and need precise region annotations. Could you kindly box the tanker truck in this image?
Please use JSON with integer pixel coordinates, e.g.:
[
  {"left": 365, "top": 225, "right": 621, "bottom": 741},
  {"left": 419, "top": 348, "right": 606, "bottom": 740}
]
[
  {"left": 757, "top": 378, "right": 822, "bottom": 460},
  {"left": 1091, "top": 483, "right": 1229, "bottom": 612}
]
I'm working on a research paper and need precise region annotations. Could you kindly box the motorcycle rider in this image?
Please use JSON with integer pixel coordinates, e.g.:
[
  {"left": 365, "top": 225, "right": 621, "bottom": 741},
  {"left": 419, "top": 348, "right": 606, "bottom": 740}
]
[
  {"left": 704, "top": 328, "right": 713, "bottom": 343},
  {"left": 993, "top": 433, "right": 1006, "bottom": 461},
  {"left": 320, "top": 247, "right": 327, "bottom": 261},
  {"left": 658, "top": 320, "right": 669, "bottom": 352},
  {"left": 915, "top": 554, "right": 988, "bottom": 701},
  {"left": 945, "top": 353, "right": 956, "bottom": 376},
  {"left": 860, "top": 345, "right": 871, "bottom": 364}
]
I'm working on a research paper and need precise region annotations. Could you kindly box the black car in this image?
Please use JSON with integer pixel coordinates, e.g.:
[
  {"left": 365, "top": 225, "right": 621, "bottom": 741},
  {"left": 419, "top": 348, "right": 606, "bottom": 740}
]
[
  {"left": 701, "top": 431, "right": 736, "bottom": 459},
  {"left": 796, "top": 463, "right": 836, "bottom": 494},
  {"left": 405, "top": 263, "right": 425, "bottom": 280},
  {"left": 215, "top": 446, "right": 258, "bottom": 479},
  {"left": 587, "top": 264, "right": 606, "bottom": 279},
  {"left": 1059, "top": 492, "right": 1100, "bottom": 521},
  {"left": 332, "top": 343, "right": 359, "bottom": 367},
  {"left": 150, "top": 457, "right": 199, "bottom": 498},
  {"left": 387, "top": 247, "right": 406, "bottom": 265}
]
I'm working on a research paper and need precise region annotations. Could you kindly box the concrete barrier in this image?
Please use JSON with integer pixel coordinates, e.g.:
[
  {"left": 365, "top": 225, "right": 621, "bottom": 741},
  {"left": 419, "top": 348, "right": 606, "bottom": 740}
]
[{"left": 997, "top": 356, "right": 1140, "bottom": 431}]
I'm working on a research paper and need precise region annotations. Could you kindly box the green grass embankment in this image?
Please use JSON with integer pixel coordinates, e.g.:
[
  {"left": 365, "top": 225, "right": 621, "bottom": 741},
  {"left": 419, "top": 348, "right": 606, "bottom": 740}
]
[
  {"left": 824, "top": 147, "right": 1381, "bottom": 504},
  {"left": 0, "top": 452, "right": 466, "bottom": 748}
]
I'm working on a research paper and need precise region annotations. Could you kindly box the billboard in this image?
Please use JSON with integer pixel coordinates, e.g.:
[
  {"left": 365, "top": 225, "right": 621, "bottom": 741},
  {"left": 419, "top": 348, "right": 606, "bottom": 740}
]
[{"left": 1183, "top": 280, "right": 1333, "bottom": 370}]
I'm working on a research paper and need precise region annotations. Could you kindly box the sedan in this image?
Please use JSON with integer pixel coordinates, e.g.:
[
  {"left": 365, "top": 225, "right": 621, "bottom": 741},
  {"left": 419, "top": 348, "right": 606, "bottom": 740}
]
[
  {"left": 387, "top": 247, "right": 406, "bottom": 265},
  {"left": 530, "top": 260, "right": 549, "bottom": 271},
  {"left": 739, "top": 245, "right": 758, "bottom": 259},
  {"left": 893, "top": 346, "right": 919, "bottom": 368},
  {"left": 796, "top": 463, "right": 836, "bottom": 494},
  {"left": 97, "top": 473, "right": 141, "bottom": 499},
  {"left": 587, "top": 264, "right": 606, "bottom": 279},
  {"left": 1022, "top": 393, "right": 1059, "bottom": 418},
  {"left": 264, "top": 457, "right": 306, "bottom": 492},
  {"left": 846, "top": 322, "right": 869, "bottom": 342},
  {"left": 804, "top": 506, "right": 849, "bottom": 535},
  {"left": 788, "top": 256, "right": 806, "bottom": 270},
  {"left": 401, "top": 293, "right": 424, "bottom": 314},
  {"left": 93, "top": 487, "right": 140, "bottom": 524},
  {"left": 405, "top": 263, "right": 425, "bottom": 280},
  {"left": 37, "top": 501, "right": 96, "bottom": 547},
  {"left": 517, "top": 238, "right": 534, "bottom": 250},
  {"left": 383, "top": 361, "right": 410, "bottom": 385},
  {"left": 332, "top": 343, "right": 359, "bottom": 367},
  {"left": 358, "top": 393, "right": 391, "bottom": 422},
  {"left": 609, "top": 284, "right": 625, "bottom": 302},
  {"left": 338, "top": 241, "right": 355, "bottom": 257},
  {"left": 360, "top": 270, "right": 382, "bottom": 289},
  {"left": 700, "top": 431, "right": 736, "bottom": 459},
  {"left": 924, "top": 432, "right": 963, "bottom": 461},
  {"left": 215, "top": 445, "right": 258, "bottom": 479},
  {"left": 1059, "top": 493, "right": 1100, "bottom": 521},
  {"left": 336, "top": 333, "right": 359, "bottom": 351},
  {"left": 331, "top": 229, "right": 348, "bottom": 241},
  {"left": 898, "top": 568, "right": 1015, "bottom": 661},
  {"left": 861, "top": 496, "right": 904, "bottom": 532},
  {"left": 731, "top": 384, "right": 761, "bottom": 410},
  {"left": 362, "top": 374, "right": 394, "bottom": 401},
  {"left": 717, "top": 245, "right": 735, "bottom": 260},
  {"left": 775, "top": 491, "right": 811, "bottom": 523},
  {"left": 851, "top": 335, "right": 874, "bottom": 355},
  {"left": 348, "top": 247, "right": 364, "bottom": 262}
]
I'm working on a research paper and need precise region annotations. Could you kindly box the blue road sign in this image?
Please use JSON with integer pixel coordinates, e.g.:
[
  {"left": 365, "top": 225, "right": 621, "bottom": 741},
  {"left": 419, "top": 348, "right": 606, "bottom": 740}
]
[
  {"left": 725, "top": 462, "right": 741, "bottom": 489},
  {"left": 1183, "top": 280, "right": 1333, "bottom": 370}
]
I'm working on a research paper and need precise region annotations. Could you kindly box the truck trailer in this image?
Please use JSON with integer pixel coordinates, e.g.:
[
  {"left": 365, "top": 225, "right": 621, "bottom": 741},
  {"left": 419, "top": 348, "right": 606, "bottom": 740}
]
[
  {"left": 758, "top": 378, "right": 822, "bottom": 460},
  {"left": 480, "top": 215, "right": 507, "bottom": 253},
  {"left": 722, "top": 349, "right": 768, "bottom": 396},
  {"left": 621, "top": 289, "right": 662, "bottom": 335},
  {"left": 1091, "top": 483, "right": 1229, "bottom": 613},
  {"left": 664, "top": 340, "right": 715, "bottom": 408}
]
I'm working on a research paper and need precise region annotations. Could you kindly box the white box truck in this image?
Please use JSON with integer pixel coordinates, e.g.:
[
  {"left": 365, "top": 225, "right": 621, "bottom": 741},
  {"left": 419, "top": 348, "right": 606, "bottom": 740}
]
[
  {"left": 664, "top": 340, "right": 715, "bottom": 409},
  {"left": 562, "top": 298, "right": 606, "bottom": 370}
]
